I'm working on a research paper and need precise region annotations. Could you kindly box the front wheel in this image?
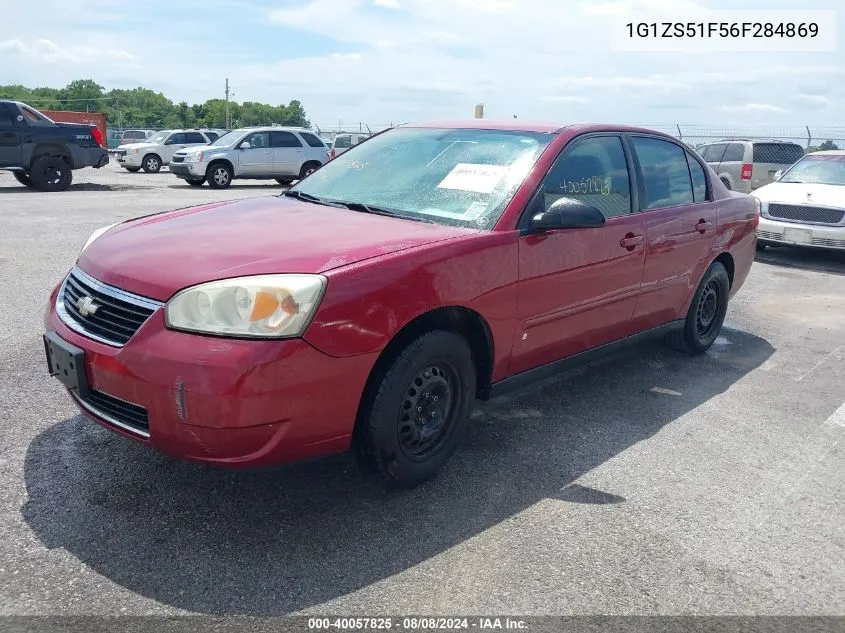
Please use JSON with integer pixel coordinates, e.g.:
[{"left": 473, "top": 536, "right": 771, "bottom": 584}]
[
  {"left": 356, "top": 330, "right": 476, "bottom": 488},
  {"left": 124, "top": 167, "right": 141, "bottom": 173},
  {"left": 141, "top": 154, "right": 162, "bottom": 173},
  {"left": 665, "top": 261, "right": 730, "bottom": 355},
  {"left": 276, "top": 178, "right": 294, "bottom": 186},
  {"left": 206, "top": 163, "right": 232, "bottom": 189},
  {"left": 13, "top": 171, "right": 33, "bottom": 188},
  {"left": 186, "top": 178, "right": 205, "bottom": 187}
]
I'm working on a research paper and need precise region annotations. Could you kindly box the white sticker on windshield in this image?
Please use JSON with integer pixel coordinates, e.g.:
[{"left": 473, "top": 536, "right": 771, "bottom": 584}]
[
  {"left": 437, "top": 163, "right": 508, "bottom": 194},
  {"left": 464, "top": 201, "right": 488, "bottom": 219}
]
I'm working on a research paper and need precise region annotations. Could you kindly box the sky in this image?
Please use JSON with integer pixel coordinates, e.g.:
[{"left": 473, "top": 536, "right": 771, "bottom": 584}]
[{"left": 2, "top": 0, "right": 844, "bottom": 132}]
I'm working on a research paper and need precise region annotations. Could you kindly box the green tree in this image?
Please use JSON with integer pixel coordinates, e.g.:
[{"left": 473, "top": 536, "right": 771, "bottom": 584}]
[
  {"left": 818, "top": 140, "right": 839, "bottom": 151},
  {"left": 56, "top": 79, "right": 105, "bottom": 111}
]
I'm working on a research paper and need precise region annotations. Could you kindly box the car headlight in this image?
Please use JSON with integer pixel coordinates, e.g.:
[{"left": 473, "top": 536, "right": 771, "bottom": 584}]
[
  {"left": 165, "top": 274, "right": 327, "bottom": 338},
  {"left": 184, "top": 152, "right": 203, "bottom": 163},
  {"left": 80, "top": 223, "right": 119, "bottom": 254},
  {"left": 128, "top": 148, "right": 139, "bottom": 155}
]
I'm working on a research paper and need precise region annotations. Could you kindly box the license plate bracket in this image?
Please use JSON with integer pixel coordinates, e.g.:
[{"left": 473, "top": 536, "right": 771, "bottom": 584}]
[
  {"left": 784, "top": 227, "right": 813, "bottom": 245},
  {"left": 44, "top": 331, "right": 89, "bottom": 398}
]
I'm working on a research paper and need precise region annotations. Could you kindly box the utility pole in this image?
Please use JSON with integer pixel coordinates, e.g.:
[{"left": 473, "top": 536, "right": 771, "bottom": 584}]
[{"left": 225, "top": 78, "right": 231, "bottom": 129}]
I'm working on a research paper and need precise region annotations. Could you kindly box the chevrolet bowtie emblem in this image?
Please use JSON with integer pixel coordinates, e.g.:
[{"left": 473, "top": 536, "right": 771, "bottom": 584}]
[
  {"left": 76, "top": 295, "right": 100, "bottom": 317},
  {"left": 807, "top": 192, "right": 813, "bottom": 201}
]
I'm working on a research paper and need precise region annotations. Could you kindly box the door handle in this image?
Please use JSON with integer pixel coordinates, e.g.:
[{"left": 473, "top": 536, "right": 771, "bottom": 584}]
[
  {"left": 620, "top": 233, "right": 644, "bottom": 251},
  {"left": 696, "top": 219, "right": 712, "bottom": 234}
]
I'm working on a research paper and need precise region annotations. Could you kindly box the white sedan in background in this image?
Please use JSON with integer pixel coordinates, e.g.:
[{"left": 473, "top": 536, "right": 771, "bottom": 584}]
[{"left": 755, "top": 151, "right": 845, "bottom": 251}]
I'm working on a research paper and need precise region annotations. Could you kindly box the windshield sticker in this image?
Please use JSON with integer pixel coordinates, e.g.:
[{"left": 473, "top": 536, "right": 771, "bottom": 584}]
[
  {"left": 464, "top": 201, "right": 489, "bottom": 219},
  {"left": 437, "top": 163, "right": 509, "bottom": 194}
]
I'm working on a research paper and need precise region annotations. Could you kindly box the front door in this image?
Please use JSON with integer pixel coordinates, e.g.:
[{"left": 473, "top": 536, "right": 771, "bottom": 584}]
[
  {"left": 238, "top": 131, "right": 274, "bottom": 175},
  {"left": 627, "top": 135, "right": 718, "bottom": 330},
  {"left": 511, "top": 134, "right": 646, "bottom": 376},
  {"left": 0, "top": 104, "right": 21, "bottom": 168}
]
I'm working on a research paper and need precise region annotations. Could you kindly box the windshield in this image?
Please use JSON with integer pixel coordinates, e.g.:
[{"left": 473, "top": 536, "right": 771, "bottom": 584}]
[
  {"left": 289, "top": 127, "right": 554, "bottom": 229},
  {"left": 145, "top": 131, "right": 170, "bottom": 144},
  {"left": 780, "top": 154, "right": 845, "bottom": 186},
  {"left": 209, "top": 130, "right": 245, "bottom": 147}
]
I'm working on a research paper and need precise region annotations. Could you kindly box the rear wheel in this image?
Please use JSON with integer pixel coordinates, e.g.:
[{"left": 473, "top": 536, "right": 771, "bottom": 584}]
[
  {"left": 276, "top": 178, "right": 294, "bottom": 186},
  {"left": 356, "top": 330, "right": 476, "bottom": 488},
  {"left": 665, "top": 261, "right": 730, "bottom": 355},
  {"left": 124, "top": 167, "right": 141, "bottom": 173},
  {"left": 141, "top": 154, "right": 162, "bottom": 173},
  {"left": 13, "top": 171, "right": 33, "bottom": 188},
  {"left": 29, "top": 156, "right": 73, "bottom": 192},
  {"left": 186, "top": 178, "right": 205, "bottom": 187},
  {"left": 298, "top": 161, "right": 320, "bottom": 180},
  {"left": 206, "top": 163, "right": 232, "bottom": 189}
]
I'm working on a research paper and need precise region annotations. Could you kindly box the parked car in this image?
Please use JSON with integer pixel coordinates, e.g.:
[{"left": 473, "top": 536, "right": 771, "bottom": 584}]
[
  {"left": 169, "top": 126, "right": 328, "bottom": 188},
  {"left": 0, "top": 100, "right": 109, "bottom": 191},
  {"left": 120, "top": 129, "right": 155, "bottom": 144},
  {"left": 695, "top": 139, "right": 805, "bottom": 193},
  {"left": 43, "top": 121, "right": 757, "bottom": 487},
  {"left": 329, "top": 133, "right": 368, "bottom": 160},
  {"left": 754, "top": 150, "right": 845, "bottom": 251},
  {"left": 114, "top": 129, "right": 215, "bottom": 173}
]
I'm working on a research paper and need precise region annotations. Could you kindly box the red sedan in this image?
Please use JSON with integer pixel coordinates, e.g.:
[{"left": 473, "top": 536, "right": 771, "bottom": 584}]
[{"left": 44, "top": 121, "right": 758, "bottom": 487}]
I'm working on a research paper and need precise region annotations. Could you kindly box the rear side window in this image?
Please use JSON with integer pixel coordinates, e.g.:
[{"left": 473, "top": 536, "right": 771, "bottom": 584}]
[
  {"left": 721, "top": 143, "right": 745, "bottom": 162},
  {"left": 699, "top": 143, "right": 727, "bottom": 162},
  {"left": 543, "top": 135, "right": 632, "bottom": 218},
  {"left": 299, "top": 132, "right": 325, "bottom": 148},
  {"left": 632, "top": 136, "right": 694, "bottom": 210},
  {"left": 0, "top": 105, "right": 13, "bottom": 127},
  {"left": 686, "top": 151, "right": 708, "bottom": 202},
  {"left": 205, "top": 132, "right": 219, "bottom": 141},
  {"left": 333, "top": 135, "right": 352, "bottom": 149},
  {"left": 753, "top": 143, "right": 804, "bottom": 165},
  {"left": 183, "top": 132, "right": 206, "bottom": 143},
  {"left": 271, "top": 131, "right": 303, "bottom": 148}
]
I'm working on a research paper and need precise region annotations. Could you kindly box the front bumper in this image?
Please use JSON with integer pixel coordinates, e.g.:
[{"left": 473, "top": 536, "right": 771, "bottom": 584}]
[
  {"left": 169, "top": 162, "right": 206, "bottom": 178},
  {"left": 44, "top": 282, "right": 378, "bottom": 468},
  {"left": 757, "top": 216, "right": 845, "bottom": 250},
  {"left": 117, "top": 153, "right": 143, "bottom": 168}
]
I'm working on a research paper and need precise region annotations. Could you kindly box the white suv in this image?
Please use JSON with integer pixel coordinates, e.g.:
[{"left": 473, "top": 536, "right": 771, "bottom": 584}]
[
  {"left": 169, "top": 127, "right": 330, "bottom": 189},
  {"left": 116, "top": 129, "right": 215, "bottom": 173}
]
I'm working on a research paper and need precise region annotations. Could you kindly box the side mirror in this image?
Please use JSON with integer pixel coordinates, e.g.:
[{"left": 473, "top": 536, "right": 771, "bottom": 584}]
[
  {"left": 773, "top": 170, "right": 784, "bottom": 181},
  {"left": 240, "top": 142, "right": 251, "bottom": 150},
  {"left": 531, "top": 197, "right": 606, "bottom": 231}
]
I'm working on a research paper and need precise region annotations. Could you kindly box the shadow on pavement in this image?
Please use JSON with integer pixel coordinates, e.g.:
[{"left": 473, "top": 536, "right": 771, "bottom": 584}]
[
  {"left": 756, "top": 245, "right": 845, "bottom": 276},
  {"left": 22, "top": 329, "right": 774, "bottom": 615}
]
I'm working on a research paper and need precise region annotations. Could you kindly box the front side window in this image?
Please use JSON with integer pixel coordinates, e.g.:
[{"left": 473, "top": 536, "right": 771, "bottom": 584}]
[
  {"left": 0, "top": 105, "right": 13, "bottom": 127},
  {"left": 542, "top": 136, "right": 632, "bottom": 218},
  {"left": 632, "top": 136, "right": 694, "bottom": 210},
  {"left": 779, "top": 154, "right": 845, "bottom": 185},
  {"left": 721, "top": 143, "right": 745, "bottom": 162},
  {"left": 146, "top": 131, "right": 169, "bottom": 144},
  {"left": 168, "top": 133, "right": 187, "bottom": 144},
  {"left": 271, "top": 131, "right": 303, "bottom": 148},
  {"left": 243, "top": 132, "right": 270, "bottom": 148},
  {"left": 290, "top": 127, "right": 554, "bottom": 229}
]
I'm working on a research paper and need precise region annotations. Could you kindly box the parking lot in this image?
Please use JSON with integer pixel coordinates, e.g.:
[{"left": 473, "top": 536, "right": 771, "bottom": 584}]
[{"left": 1, "top": 162, "right": 843, "bottom": 615}]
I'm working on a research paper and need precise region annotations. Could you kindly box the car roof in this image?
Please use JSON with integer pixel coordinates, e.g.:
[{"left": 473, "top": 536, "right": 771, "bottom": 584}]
[
  {"left": 396, "top": 120, "right": 685, "bottom": 137},
  {"left": 808, "top": 150, "right": 845, "bottom": 156}
]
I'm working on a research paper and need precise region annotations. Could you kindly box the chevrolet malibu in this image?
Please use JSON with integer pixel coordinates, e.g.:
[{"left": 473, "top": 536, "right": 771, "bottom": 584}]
[{"left": 44, "top": 121, "right": 758, "bottom": 487}]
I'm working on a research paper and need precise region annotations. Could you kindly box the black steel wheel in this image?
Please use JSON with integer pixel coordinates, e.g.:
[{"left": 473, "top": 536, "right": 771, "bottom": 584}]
[
  {"left": 13, "top": 171, "right": 33, "bottom": 188},
  {"left": 356, "top": 330, "right": 476, "bottom": 488},
  {"left": 186, "top": 178, "right": 205, "bottom": 187},
  {"left": 665, "top": 261, "right": 730, "bottom": 355},
  {"left": 29, "top": 156, "right": 72, "bottom": 192}
]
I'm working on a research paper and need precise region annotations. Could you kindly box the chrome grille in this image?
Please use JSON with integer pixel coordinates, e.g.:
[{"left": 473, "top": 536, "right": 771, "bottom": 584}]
[
  {"left": 767, "top": 204, "right": 844, "bottom": 225},
  {"left": 171, "top": 155, "right": 185, "bottom": 163},
  {"left": 114, "top": 150, "right": 127, "bottom": 158},
  {"left": 811, "top": 237, "right": 845, "bottom": 249},
  {"left": 57, "top": 267, "right": 163, "bottom": 347},
  {"left": 73, "top": 388, "right": 150, "bottom": 437},
  {"left": 756, "top": 230, "right": 784, "bottom": 241}
]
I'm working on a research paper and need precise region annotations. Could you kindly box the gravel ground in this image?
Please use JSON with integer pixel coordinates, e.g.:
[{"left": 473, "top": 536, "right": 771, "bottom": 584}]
[{"left": 0, "top": 163, "right": 843, "bottom": 616}]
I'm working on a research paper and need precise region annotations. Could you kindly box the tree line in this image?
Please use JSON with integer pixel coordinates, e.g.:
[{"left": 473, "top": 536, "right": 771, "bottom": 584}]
[{"left": 0, "top": 79, "right": 310, "bottom": 130}]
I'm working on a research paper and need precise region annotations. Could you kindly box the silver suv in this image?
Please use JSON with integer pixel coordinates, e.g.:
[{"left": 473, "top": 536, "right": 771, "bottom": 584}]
[
  {"left": 695, "top": 139, "right": 805, "bottom": 193},
  {"left": 169, "top": 126, "right": 329, "bottom": 188}
]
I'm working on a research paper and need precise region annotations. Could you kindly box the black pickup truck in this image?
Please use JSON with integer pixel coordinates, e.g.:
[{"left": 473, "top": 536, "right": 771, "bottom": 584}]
[{"left": 0, "top": 100, "right": 109, "bottom": 191}]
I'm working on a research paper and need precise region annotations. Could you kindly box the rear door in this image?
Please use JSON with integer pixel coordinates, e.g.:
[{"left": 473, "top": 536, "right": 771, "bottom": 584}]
[
  {"left": 717, "top": 142, "right": 748, "bottom": 191},
  {"left": 271, "top": 131, "right": 304, "bottom": 175},
  {"left": 297, "top": 131, "right": 329, "bottom": 163},
  {"left": 0, "top": 103, "right": 21, "bottom": 167},
  {"left": 239, "top": 131, "right": 273, "bottom": 175},
  {"left": 511, "top": 134, "right": 646, "bottom": 375},
  {"left": 628, "top": 135, "right": 717, "bottom": 330},
  {"left": 752, "top": 142, "right": 805, "bottom": 189}
]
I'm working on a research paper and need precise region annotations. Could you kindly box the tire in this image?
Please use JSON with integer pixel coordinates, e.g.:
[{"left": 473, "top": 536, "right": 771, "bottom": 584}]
[
  {"left": 665, "top": 261, "right": 730, "bottom": 355},
  {"left": 206, "top": 163, "right": 232, "bottom": 189},
  {"left": 124, "top": 167, "right": 141, "bottom": 173},
  {"left": 356, "top": 330, "right": 476, "bottom": 488},
  {"left": 298, "top": 161, "right": 320, "bottom": 180},
  {"left": 141, "top": 154, "right": 162, "bottom": 173},
  {"left": 276, "top": 178, "right": 294, "bottom": 186},
  {"left": 29, "top": 156, "right": 72, "bottom": 192},
  {"left": 186, "top": 178, "right": 205, "bottom": 187},
  {"left": 756, "top": 241, "right": 767, "bottom": 252},
  {"left": 13, "top": 171, "right": 33, "bottom": 188}
]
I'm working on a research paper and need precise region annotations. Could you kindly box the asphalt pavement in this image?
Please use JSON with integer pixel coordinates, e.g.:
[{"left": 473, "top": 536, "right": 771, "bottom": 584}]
[{"left": 0, "top": 163, "right": 843, "bottom": 616}]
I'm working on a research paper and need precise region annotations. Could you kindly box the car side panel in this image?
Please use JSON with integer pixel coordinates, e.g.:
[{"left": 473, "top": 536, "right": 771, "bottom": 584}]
[{"left": 304, "top": 231, "right": 519, "bottom": 383}]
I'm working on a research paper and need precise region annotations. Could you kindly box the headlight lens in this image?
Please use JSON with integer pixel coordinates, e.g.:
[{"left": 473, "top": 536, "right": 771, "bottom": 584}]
[
  {"left": 184, "top": 152, "right": 203, "bottom": 163},
  {"left": 166, "top": 274, "right": 327, "bottom": 338},
  {"left": 128, "top": 148, "right": 139, "bottom": 155},
  {"left": 80, "top": 223, "right": 119, "bottom": 254}
]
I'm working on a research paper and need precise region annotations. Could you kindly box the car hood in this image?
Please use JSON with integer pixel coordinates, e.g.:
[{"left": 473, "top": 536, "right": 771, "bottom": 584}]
[
  {"left": 754, "top": 182, "right": 845, "bottom": 208},
  {"left": 117, "top": 142, "right": 157, "bottom": 151},
  {"left": 78, "top": 196, "right": 480, "bottom": 301}
]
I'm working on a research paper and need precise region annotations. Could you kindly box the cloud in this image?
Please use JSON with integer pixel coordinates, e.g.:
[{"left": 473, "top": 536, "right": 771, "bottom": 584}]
[
  {"left": 795, "top": 94, "right": 834, "bottom": 109},
  {"left": 721, "top": 103, "right": 789, "bottom": 114},
  {"left": 0, "top": 38, "right": 138, "bottom": 66},
  {"left": 373, "top": 0, "right": 399, "bottom": 6}
]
